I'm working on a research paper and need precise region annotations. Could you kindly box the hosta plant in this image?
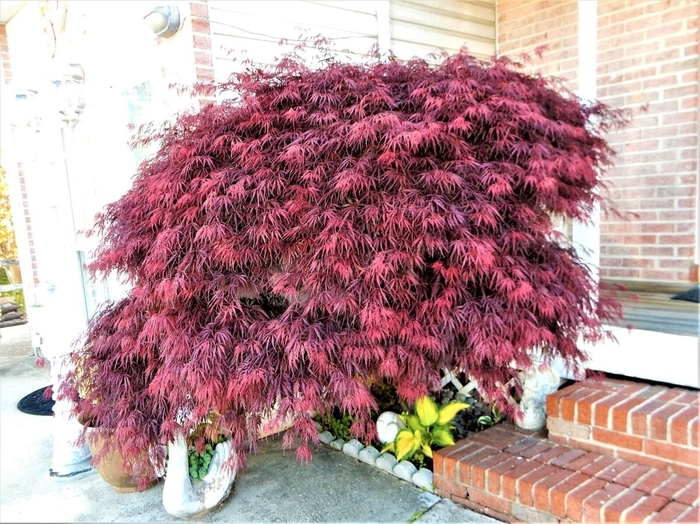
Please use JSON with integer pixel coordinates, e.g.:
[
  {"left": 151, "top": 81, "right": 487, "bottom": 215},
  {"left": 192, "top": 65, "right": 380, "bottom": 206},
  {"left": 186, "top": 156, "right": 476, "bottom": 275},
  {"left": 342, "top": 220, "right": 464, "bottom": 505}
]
[
  {"left": 382, "top": 396, "right": 468, "bottom": 465},
  {"left": 60, "top": 46, "right": 625, "bottom": 480}
]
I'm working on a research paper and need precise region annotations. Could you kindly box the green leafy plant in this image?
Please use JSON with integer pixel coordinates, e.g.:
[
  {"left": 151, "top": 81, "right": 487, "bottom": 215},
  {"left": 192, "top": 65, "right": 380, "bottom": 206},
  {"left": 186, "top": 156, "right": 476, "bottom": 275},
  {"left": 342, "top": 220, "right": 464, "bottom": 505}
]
[
  {"left": 477, "top": 405, "right": 506, "bottom": 429},
  {"left": 315, "top": 409, "right": 354, "bottom": 441},
  {"left": 188, "top": 435, "right": 225, "bottom": 481},
  {"left": 382, "top": 396, "right": 468, "bottom": 466}
]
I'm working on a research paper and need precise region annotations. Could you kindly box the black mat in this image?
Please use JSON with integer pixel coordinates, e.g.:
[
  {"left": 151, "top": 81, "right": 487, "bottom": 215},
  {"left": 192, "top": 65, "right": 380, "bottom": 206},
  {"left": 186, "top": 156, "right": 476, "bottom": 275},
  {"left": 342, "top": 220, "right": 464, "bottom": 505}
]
[
  {"left": 671, "top": 285, "right": 700, "bottom": 303},
  {"left": 17, "top": 386, "right": 55, "bottom": 416}
]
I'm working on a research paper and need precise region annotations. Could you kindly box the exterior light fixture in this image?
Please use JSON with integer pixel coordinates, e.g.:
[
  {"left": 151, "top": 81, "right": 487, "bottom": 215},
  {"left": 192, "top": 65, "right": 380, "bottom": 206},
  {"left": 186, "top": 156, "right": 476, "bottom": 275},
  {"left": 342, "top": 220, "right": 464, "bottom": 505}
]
[
  {"left": 52, "top": 63, "right": 86, "bottom": 127},
  {"left": 144, "top": 5, "right": 181, "bottom": 38}
]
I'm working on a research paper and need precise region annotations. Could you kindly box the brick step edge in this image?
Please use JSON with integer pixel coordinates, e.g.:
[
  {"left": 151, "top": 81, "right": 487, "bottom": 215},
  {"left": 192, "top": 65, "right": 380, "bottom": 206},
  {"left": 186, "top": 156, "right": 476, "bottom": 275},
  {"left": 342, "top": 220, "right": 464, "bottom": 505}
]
[
  {"left": 546, "top": 378, "right": 699, "bottom": 477},
  {"left": 434, "top": 423, "right": 699, "bottom": 523}
]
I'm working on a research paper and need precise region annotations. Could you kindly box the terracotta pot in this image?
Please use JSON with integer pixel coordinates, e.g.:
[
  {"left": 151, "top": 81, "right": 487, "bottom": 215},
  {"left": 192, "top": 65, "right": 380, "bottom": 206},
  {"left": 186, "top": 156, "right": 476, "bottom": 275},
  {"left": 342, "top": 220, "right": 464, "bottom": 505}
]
[{"left": 85, "top": 427, "right": 158, "bottom": 493}]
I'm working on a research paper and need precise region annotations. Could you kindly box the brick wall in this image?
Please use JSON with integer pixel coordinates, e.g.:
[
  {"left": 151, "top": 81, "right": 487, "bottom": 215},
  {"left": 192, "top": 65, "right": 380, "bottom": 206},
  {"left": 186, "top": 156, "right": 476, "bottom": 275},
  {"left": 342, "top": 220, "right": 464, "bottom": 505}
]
[
  {"left": 0, "top": 23, "right": 40, "bottom": 287},
  {"left": 496, "top": 0, "right": 579, "bottom": 91},
  {"left": 497, "top": 0, "right": 699, "bottom": 284},
  {"left": 0, "top": 24, "right": 11, "bottom": 84},
  {"left": 597, "top": 0, "right": 698, "bottom": 283}
]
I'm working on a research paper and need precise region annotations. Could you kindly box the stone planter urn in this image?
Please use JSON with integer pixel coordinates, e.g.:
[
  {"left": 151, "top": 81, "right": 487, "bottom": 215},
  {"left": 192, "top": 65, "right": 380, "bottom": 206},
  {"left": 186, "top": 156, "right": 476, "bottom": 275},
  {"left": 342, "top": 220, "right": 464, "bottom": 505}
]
[{"left": 515, "top": 354, "right": 565, "bottom": 430}]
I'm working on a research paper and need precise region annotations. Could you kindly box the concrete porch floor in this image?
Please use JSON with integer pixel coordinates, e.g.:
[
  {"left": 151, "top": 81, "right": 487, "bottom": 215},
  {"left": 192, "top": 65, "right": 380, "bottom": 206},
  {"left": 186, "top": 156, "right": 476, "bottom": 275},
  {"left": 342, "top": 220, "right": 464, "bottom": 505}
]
[{"left": 0, "top": 324, "right": 500, "bottom": 523}]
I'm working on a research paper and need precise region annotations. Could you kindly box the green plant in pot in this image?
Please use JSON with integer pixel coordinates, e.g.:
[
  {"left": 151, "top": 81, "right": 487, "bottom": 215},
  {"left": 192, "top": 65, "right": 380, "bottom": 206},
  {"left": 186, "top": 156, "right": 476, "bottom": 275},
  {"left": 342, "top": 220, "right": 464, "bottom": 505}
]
[{"left": 382, "top": 396, "right": 468, "bottom": 467}]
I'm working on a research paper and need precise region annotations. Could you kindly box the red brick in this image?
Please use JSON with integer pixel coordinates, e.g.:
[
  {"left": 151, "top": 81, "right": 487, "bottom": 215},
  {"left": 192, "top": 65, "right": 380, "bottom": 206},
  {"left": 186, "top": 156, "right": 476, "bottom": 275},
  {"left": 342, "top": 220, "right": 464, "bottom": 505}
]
[
  {"left": 674, "top": 391, "right": 700, "bottom": 405},
  {"left": 517, "top": 464, "right": 559, "bottom": 507},
  {"left": 189, "top": 2, "right": 209, "bottom": 18},
  {"left": 434, "top": 475, "right": 467, "bottom": 498},
  {"left": 617, "top": 448, "right": 671, "bottom": 471},
  {"left": 611, "top": 395, "right": 649, "bottom": 432},
  {"left": 519, "top": 441, "right": 556, "bottom": 459},
  {"left": 546, "top": 390, "right": 564, "bottom": 418},
  {"left": 611, "top": 464, "right": 652, "bottom": 488},
  {"left": 504, "top": 436, "right": 543, "bottom": 455},
  {"left": 439, "top": 440, "right": 482, "bottom": 479},
  {"left": 650, "top": 403, "right": 685, "bottom": 440},
  {"left": 581, "top": 455, "right": 617, "bottom": 477},
  {"left": 561, "top": 386, "right": 597, "bottom": 422},
  {"left": 673, "top": 479, "right": 699, "bottom": 506},
  {"left": 630, "top": 399, "right": 666, "bottom": 436},
  {"left": 565, "top": 478, "right": 607, "bottom": 522},
  {"left": 646, "top": 501, "right": 693, "bottom": 523},
  {"left": 669, "top": 462, "right": 699, "bottom": 477},
  {"left": 596, "top": 459, "right": 636, "bottom": 483},
  {"left": 458, "top": 447, "right": 501, "bottom": 485},
  {"left": 592, "top": 427, "right": 644, "bottom": 451},
  {"left": 550, "top": 472, "right": 590, "bottom": 518},
  {"left": 468, "top": 487, "right": 512, "bottom": 515},
  {"left": 532, "top": 444, "right": 570, "bottom": 464},
  {"left": 582, "top": 483, "right": 625, "bottom": 523},
  {"left": 602, "top": 489, "right": 647, "bottom": 523},
  {"left": 471, "top": 452, "right": 512, "bottom": 491},
  {"left": 653, "top": 474, "right": 696, "bottom": 501},
  {"left": 669, "top": 406, "right": 700, "bottom": 446},
  {"left": 501, "top": 459, "right": 543, "bottom": 501},
  {"left": 620, "top": 495, "right": 668, "bottom": 522},
  {"left": 485, "top": 455, "right": 525, "bottom": 495},
  {"left": 644, "top": 439, "right": 700, "bottom": 465},
  {"left": 564, "top": 451, "right": 602, "bottom": 472},
  {"left": 577, "top": 390, "right": 613, "bottom": 425},
  {"left": 192, "top": 34, "right": 211, "bottom": 50},
  {"left": 657, "top": 389, "right": 691, "bottom": 403},
  {"left": 568, "top": 436, "right": 617, "bottom": 456},
  {"left": 632, "top": 469, "right": 674, "bottom": 495},
  {"left": 533, "top": 468, "right": 575, "bottom": 513},
  {"left": 550, "top": 448, "right": 587, "bottom": 468},
  {"left": 594, "top": 393, "right": 628, "bottom": 428},
  {"left": 474, "top": 426, "right": 528, "bottom": 450},
  {"left": 676, "top": 505, "right": 700, "bottom": 523},
  {"left": 450, "top": 493, "right": 515, "bottom": 523},
  {"left": 690, "top": 418, "right": 699, "bottom": 447}
]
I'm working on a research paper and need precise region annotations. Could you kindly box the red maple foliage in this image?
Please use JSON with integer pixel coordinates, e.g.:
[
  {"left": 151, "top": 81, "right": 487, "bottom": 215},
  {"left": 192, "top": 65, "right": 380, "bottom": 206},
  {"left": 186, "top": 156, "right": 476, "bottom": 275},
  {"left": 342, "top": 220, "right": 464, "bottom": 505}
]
[{"left": 61, "top": 49, "right": 626, "bottom": 477}]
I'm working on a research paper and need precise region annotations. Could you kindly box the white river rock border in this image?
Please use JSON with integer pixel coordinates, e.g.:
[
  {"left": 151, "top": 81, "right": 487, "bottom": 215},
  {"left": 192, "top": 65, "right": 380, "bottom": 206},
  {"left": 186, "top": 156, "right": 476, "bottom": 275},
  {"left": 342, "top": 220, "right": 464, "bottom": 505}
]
[{"left": 316, "top": 428, "right": 434, "bottom": 493}]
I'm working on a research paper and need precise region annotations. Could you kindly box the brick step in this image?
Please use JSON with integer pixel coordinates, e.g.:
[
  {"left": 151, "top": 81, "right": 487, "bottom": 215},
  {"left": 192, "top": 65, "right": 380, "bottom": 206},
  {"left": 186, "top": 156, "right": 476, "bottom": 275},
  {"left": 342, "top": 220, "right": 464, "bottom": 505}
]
[
  {"left": 546, "top": 378, "right": 700, "bottom": 477},
  {"left": 434, "top": 423, "right": 699, "bottom": 522}
]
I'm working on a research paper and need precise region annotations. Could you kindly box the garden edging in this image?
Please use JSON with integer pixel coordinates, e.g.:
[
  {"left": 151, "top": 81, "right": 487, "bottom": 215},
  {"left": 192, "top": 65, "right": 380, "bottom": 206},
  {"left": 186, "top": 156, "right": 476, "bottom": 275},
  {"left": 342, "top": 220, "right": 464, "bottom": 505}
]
[{"left": 316, "top": 428, "right": 435, "bottom": 492}]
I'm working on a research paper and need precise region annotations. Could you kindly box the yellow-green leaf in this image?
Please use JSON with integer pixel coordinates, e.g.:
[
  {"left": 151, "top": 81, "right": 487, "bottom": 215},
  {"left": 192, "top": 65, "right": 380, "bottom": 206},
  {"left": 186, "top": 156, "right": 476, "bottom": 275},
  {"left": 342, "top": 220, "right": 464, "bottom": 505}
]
[
  {"left": 415, "top": 396, "right": 439, "bottom": 427},
  {"left": 436, "top": 402, "right": 469, "bottom": 426},
  {"left": 380, "top": 442, "right": 395, "bottom": 454},
  {"left": 422, "top": 444, "right": 433, "bottom": 458},
  {"left": 431, "top": 427, "right": 455, "bottom": 447},
  {"left": 406, "top": 414, "right": 425, "bottom": 433},
  {"left": 395, "top": 429, "right": 417, "bottom": 461}
]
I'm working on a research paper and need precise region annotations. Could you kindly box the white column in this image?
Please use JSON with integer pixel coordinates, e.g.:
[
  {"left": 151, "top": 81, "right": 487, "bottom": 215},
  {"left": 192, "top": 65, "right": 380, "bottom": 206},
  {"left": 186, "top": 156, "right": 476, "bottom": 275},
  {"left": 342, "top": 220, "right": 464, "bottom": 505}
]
[
  {"left": 572, "top": 0, "right": 600, "bottom": 273},
  {"left": 375, "top": 1, "right": 391, "bottom": 55}
]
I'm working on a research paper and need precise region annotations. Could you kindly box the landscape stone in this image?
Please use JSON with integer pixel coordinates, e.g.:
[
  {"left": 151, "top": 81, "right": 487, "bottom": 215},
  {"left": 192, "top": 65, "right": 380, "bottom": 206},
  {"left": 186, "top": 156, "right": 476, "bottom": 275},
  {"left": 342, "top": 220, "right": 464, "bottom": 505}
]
[
  {"left": 358, "top": 446, "right": 380, "bottom": 465},
  {"left": 375, "top": 453, "right": 398, "bottom": 474},
  {"left": 412, "top": 468, "right": 433, "bottom": 491},
  {"left": 318, "top": 431, "right": 334, "bottom": 444},
  {"left": 329, "top": 438, "right": 345, "bottom": 451},
  {"left": 393, "top": 460, "right": 418, "bottom": 482},
  {"left": 342, "top": 439, "right": 364, "bottom": 458}
]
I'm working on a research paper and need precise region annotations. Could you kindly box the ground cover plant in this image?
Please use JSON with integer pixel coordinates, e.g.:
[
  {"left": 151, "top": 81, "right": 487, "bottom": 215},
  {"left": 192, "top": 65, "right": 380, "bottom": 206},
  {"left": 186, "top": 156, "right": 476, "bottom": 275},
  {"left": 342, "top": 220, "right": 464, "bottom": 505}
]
[{"left": 61, "top": 47, "right": 625, "bottom": 480}]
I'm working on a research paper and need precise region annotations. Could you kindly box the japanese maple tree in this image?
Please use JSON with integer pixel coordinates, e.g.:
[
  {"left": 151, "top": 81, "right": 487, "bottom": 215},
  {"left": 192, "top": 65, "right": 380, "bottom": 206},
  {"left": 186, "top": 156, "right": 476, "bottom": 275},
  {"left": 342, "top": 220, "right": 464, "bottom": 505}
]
[{"left": 62, "top": 49, "right": 625, "bottom": 477}]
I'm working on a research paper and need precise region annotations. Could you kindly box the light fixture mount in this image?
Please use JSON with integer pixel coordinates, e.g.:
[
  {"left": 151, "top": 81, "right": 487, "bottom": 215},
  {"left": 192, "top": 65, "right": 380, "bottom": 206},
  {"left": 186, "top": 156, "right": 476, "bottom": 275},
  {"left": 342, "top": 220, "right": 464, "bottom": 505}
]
[{"left": 144, "top": 5, "right": 181, "bottom": 38}]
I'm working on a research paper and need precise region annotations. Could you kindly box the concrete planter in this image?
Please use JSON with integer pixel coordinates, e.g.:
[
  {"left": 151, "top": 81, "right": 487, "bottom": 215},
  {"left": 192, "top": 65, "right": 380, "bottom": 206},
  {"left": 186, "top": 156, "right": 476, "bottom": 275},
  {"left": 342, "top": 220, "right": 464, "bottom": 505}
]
[{"left": 162, "top": 433, "right": 237, "bottom": 518}]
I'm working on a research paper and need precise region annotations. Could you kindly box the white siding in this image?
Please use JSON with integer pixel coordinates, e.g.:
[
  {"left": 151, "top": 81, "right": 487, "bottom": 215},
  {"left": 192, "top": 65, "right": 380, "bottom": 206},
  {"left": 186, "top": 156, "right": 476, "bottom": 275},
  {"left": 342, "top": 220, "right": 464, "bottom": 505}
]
[
  {"left": 390, "top": 0, "right": 496, "bottom": 60},
  {"left": 209, "top": 1, "right": 380, "bottom": 82},
  {"left": 209, "top": 0, "right": 496, "bottom": 82}
]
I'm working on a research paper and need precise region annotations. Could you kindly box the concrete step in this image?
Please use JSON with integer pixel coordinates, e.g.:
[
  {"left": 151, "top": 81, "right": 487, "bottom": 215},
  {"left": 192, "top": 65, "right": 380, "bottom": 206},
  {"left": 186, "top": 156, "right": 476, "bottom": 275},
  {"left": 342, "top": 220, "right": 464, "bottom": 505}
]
[
  {"left": 546, "top": 378, "right": 699, "bottom": 478},
  {"left": 434, "top": 422, "right": 699, "bottom": 522}
]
